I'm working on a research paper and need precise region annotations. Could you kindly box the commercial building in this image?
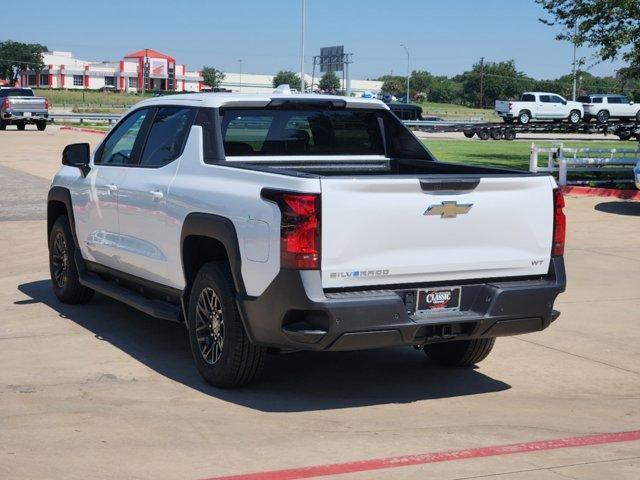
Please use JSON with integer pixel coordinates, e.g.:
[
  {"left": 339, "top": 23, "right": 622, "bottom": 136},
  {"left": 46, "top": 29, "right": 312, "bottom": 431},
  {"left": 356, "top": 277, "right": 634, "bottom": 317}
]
[
  {"left": 19, "top": 49, "right": 382, "bottom": 97},
  {"left": 20, "top": 49, "right": 203, "bottom": 93}
]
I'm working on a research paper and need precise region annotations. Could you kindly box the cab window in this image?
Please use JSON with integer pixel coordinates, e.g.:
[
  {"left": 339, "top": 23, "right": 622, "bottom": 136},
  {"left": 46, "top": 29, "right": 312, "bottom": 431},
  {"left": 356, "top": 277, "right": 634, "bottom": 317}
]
[
  {"left": 139, "top": 107, "right": 197, "bottom": 167},
  {"left": 96, "top": 109, "right": 148, "bottom": 165}
]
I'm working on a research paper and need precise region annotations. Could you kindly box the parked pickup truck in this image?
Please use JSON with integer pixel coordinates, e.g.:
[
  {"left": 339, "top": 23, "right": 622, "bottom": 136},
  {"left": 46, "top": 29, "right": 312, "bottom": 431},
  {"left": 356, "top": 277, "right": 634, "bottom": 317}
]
[
  {"left": 579, "top": 94, "right": 640, "bottom": 123},
  {"left": 0, "top": 87, "right": 48, "bottom": 131},
  {"left": 495, "top": 92, "right": 583, "bottom": 125},
  {"left": 47, "top": 94, "right": 566, "bottom": 387}
]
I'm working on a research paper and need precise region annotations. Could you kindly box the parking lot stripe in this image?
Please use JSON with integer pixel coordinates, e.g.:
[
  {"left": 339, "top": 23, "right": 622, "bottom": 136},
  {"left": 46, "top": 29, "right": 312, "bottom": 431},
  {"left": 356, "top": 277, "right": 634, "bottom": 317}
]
[{"left": 202, "top": 430, "right": 640, "bottom": 480}]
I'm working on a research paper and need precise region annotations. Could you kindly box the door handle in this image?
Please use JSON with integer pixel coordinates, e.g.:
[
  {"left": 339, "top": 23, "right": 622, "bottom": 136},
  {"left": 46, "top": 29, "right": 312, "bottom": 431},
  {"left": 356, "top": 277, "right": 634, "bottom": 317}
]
[
  {"left": 106, "top": 184, "right": 118, "bottom": 194},
  {"left": 149, "top": 190, "right": 164, "bottom": 201}
]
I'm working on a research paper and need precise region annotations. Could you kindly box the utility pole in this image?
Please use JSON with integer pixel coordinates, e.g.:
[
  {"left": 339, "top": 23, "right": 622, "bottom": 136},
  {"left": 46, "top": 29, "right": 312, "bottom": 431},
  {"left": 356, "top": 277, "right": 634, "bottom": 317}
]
[
  {"left": 479, "top": 56, "right": 485, "bottom": 108},
  {"left": 300, "top": 0, "right": 305, "bottom": 92},
  {"left": 401, "top": 44, "right": 409, "bottom": 103},
  {"left": 572, "top": 22, "right": 578, "bottom": 101},
  {"left": 238, "top": 59, "right": 243, "bottom": 93}
]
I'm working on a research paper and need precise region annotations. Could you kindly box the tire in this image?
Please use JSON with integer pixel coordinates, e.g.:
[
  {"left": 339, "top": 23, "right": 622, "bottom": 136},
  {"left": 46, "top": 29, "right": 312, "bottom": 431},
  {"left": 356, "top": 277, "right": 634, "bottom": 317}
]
[
  {"left": 617, "top": 130, "right": 632, "bottom": 141},
  {"left": 424, "top": 338, "right": 496, "bottom": 367},
  {"left": 596, "top": 110, "right": 609, "bottom": 124},
  {"left": 635, "top": 111, "right": 640, "bottom": 123},
  {"left": 504, "top": 128, "right": 516, "bottom": 141},
  {"left": 37, "top": 121, "right": 47, "bottom": 131},
  {"left": 517, "top": 111, "right": 531, "bottom": 125},
  {"left": 187, "top": 262, "right": 266, "bottom": 388},
  {"left": 568, "top": 110, "right": 582, "bottom": 124},
  {"left": 490, "top": 129, "right": 502, "bottom": 140},
  {"left": 477, "top": 129, "right": 490, "bottom": 140},
  {"left": 17, "top": 123, "right": 25, "bottom": 131},
  {"left": 49, "top": 216, "right": 94, "bottom": 304},
  {"left": 0, "top": 119, "right": 6, "bottom": 131},
  {"left": 463, "top": 131, "right": 475, "bottom": 138}
]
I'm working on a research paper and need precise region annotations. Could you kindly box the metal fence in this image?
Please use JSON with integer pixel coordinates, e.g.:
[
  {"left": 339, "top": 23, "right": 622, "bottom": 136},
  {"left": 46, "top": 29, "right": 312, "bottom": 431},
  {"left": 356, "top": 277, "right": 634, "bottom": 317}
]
[{"left": 530, "top": 142, "right": 640, "bottom": 186}]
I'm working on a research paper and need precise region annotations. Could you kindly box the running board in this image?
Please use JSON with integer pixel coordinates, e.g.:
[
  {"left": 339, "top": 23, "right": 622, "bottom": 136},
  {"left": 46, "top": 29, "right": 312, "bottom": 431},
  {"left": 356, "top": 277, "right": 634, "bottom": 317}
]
[{"left": 78, "top": 271, "right": 181, "bottom": 322}]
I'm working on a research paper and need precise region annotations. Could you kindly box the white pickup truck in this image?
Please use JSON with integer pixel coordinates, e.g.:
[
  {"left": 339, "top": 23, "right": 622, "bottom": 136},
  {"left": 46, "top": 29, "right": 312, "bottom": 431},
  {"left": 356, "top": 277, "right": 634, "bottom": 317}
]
[
  {"left": 0, "top": 87, "right": 49, "bottom": 131},
  {"left": 47, "top": 93, "right": 566, "bottom": 387},
  {"left": 495, "top": 92, "right": 583, "bottom": 125},
  {"left": 579, "top": 94, "right": 640, "bottom": 123}
]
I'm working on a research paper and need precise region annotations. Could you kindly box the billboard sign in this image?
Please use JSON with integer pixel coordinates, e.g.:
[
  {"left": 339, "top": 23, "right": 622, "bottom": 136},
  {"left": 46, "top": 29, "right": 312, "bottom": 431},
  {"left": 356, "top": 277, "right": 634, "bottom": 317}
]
[
  {"left": 320, "top": 46, "right": 345, "bottom": 72},
  {"left": 149, "top": 58, "right": 168, "bottom": 78}
]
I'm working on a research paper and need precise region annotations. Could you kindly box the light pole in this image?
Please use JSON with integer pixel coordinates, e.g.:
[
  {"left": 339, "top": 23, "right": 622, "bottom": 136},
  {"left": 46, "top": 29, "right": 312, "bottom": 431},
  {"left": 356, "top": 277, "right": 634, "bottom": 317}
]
[
  {"left": 571, "top": 22, "right": 578, "bottom": 101},
  {"left": 401, "top": 44, "right": 410, "bottom": 103},
  {"left": 238, "top": 59, "right": 243, "bottom": 93},
  {"left": 300, "top": 0, "right": 306, "bottom": 92}
]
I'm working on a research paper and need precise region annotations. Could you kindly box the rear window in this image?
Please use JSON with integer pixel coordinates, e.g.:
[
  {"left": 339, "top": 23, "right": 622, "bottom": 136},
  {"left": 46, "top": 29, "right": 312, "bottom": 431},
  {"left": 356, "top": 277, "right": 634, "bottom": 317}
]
[
  {"left": 220, "top": 108, "right": 385, "bottom": 156},
  {"left": 0, "top": 88, "right": 34, "bottom": 97},
  {"left": 521, "top": 94, "right": 535, "bottom": 102}
]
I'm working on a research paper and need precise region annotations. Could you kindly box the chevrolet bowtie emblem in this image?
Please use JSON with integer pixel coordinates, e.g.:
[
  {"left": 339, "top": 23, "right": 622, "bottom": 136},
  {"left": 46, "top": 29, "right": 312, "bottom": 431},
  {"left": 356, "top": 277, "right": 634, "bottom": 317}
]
[{"left": 424, "top": 201, "right": 473, "bottom": 218}]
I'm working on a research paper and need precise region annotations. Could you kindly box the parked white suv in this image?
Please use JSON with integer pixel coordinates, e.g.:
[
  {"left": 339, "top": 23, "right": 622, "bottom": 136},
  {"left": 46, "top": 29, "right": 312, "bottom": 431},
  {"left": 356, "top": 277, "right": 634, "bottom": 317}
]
[
  {"left": 579, "top": 94, "right": 640, "bottom": 123},
  {"left": 47, "top": 93, "right": 566, "bottom": 387},
  {"left": 495, "top": 92, "right": 583, "bottom": 124}
]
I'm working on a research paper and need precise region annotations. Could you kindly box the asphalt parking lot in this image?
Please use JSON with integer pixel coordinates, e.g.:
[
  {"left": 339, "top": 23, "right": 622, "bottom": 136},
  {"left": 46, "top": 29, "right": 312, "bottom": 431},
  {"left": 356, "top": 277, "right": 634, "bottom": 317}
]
[{"left": 1, "top": 126, "right": 639, "bottom": 480}]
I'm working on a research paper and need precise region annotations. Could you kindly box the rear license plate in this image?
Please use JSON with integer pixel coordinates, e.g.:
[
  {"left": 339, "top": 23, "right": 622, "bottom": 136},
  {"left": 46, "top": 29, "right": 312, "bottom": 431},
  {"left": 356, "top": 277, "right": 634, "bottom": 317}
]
[
  {"left": 23, "top": 112, "right": 32, "bottom": 118},
  {"left": 416, "top": 287, "right": 461, "bottom": 314}
]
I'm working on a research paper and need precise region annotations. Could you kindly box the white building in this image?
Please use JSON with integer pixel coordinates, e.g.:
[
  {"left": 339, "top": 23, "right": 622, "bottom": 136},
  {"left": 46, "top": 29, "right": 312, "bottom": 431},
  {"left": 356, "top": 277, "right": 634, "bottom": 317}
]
[
  {"left": 20, "top": 49, "right": 383, "bottom": 97},
  {"left": 20, "top": 49, "right": 203, "bottom": 93}
]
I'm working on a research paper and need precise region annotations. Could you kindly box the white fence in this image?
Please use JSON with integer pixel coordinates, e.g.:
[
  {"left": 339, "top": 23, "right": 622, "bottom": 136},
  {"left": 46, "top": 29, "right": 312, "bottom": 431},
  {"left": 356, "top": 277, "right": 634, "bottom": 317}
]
[{"left": 530, "top": 142, "right": 640, "bottom": 186}]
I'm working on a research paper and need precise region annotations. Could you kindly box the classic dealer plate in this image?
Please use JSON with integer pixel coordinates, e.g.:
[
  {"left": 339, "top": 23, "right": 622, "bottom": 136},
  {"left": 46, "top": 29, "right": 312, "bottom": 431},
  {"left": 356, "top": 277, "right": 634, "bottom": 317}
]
[{"left": 416, "top": 287, "right": 461, "bottom": 314}]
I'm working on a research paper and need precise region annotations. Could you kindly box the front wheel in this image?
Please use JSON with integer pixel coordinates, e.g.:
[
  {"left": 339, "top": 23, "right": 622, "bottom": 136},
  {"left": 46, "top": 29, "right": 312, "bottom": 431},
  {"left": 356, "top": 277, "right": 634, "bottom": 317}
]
[
  {"left": 424, "top": 338, "right": 495, "bottom": 367},
  {"left": 49, "top": 216, "right": 94, "bottom": 304},
  {"left": 568, "top": 110, "right": 582, "bottom": 124},
  {"left": 187, "top": 262, "right": 266, "bottom": 388}
]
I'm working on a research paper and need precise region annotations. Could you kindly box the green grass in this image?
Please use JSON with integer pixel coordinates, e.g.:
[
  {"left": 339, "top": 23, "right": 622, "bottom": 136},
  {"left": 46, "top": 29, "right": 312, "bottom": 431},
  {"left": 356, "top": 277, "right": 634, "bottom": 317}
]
[
  {"left": 423, "top": 138, "right": 636, "bottom": 188},
  {"left": 33, "top": 89, "right": 154, "bottom": 107},
  {"left": 422, "top": 139, "right": 626, "bottom": 170},
  {"left": 417, "top": 102, "right": 499, "bottom": 121}
]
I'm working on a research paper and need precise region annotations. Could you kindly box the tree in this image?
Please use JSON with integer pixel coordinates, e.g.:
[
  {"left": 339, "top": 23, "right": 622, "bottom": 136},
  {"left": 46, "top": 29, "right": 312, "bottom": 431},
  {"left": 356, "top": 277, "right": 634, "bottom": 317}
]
[
  {"left": 272, "top": 70, "right": 307, "bottom": 90},
  {"left": 318, "top": 71, "right": 340, "bottom": 91},
  {"left": 0, "top": 41, "right": 48, "bottom": 85},
  {"left": 428, "top": 78, "right": 463, "bottom": 104},
  {"left": 410, "top": 70, "right": 435, "bottom": 98},
  {"left": 379, "top": 75, "right": 406, "bottom": 97},
  {"left": 457, "top": 59, "right": 528, "bottom": 107},
  {"left": 201, "top": 66, "right": 225, "bottom": 89},
  {"left": 536, "top": 0, "right": 640, "bottom": 78}
]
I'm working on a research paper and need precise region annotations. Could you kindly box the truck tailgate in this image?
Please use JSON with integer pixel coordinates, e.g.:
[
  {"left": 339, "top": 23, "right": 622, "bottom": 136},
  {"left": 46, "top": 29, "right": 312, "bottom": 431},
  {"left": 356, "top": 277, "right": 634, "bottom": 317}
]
[
  {"left": 320, "top": 175, "right": 554, "bottom": 289},
  {"left": 494, "top": 100, "right": 510, "bottom": 113},
  {"left": 8, "top": 97, "right": 47, "bottom": 112}
]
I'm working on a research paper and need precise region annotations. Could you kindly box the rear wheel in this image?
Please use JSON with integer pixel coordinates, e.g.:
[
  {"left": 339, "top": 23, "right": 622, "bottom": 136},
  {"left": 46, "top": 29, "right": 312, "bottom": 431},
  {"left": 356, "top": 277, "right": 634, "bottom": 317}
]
[
  {"left": 48, "top": 216, "right": 94, "bottom": 304},
  {"left": 37, "top": 121, "right": 47, "bottom": 131},
  {"left": 16, "top": 123, "right": 25, "bottom": 131},
  {"left": 0, "top": 119, "right": 6, "bottom": 131},
  {"left": 424, "top": 338, "right": 496, "bottom": 367},
  {"left": 517, "top": 111, "right": 531, "bottom": 125},
  {"left": 477, "top": 129, "right": 490, "bottom": 140},
  {"left": 635, "top": 111, "right": 640, "bottom": 123},
  {"left": 463, "top": 131, "right": 475, "bottom": 138},
  {"left": 490, "top": 129, "right": 502, "bottom": 140},
  {"left": 187, "top": 262, "right": 266, "bottom": 387},
  {"left": 504, "top": 128, "right": 516, "bottom": 141},
  {"left": 596, "top": 110, "right": 609, "bottom": 124},
  {"left": 617, "top": 130, "right": 632, "bottom": 141}
]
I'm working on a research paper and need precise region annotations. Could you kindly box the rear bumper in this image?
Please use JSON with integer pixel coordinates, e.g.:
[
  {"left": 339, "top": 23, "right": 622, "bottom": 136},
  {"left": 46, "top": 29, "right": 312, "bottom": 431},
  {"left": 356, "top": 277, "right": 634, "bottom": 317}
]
[
  {"left": 2, "top": 111, "right": 48, "bottom": 123},
  {"left": 237, "top": 257, "right": 567, "bottom": 351}
]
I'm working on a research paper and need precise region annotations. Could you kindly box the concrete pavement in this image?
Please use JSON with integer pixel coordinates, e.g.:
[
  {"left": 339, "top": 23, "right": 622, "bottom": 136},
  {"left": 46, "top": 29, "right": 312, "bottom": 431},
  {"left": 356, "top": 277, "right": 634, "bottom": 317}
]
[{"left": 1, "top": 127, "right": 639, "bottom": 479}]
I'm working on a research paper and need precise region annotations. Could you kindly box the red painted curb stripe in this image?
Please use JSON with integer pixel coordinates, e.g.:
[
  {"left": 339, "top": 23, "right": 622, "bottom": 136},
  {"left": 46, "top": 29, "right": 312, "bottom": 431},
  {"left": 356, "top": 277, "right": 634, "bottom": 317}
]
[
  {"left": 59, "top": 126, "right": 107, "bottom": 135},
  {"left": 203, "top": 430, "right": 640, "bottom": 480},
  {"left": 561, "top": 185, "right": 640, "bottom": 200}
]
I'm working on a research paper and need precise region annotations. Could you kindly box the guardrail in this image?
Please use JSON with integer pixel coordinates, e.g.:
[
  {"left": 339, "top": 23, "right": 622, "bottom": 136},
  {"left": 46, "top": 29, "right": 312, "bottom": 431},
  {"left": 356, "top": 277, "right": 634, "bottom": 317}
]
[
  {"left": 49, "top": 112, "right": 122, "bottom": 124},
  {"left": 530, "top": 142, "right": 640, "bottom": 186}
]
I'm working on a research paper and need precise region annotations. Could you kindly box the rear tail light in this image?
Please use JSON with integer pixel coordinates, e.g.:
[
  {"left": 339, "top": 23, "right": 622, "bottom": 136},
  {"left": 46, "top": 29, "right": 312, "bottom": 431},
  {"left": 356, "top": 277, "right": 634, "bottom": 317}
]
[
  {"left": 508, "top": 101, "right": 512, "bottom": 111},
  {"left": 44, "top": 99, "right": 49, "bottom": 109},
  {"left": 3, "top": 97, "right": 10, "bottom": 109},
  {"left": 262, "top": 190, "right": 320, "bottom": 269},
  {"left": 552, "top": 189, "right": 566, "bottom": 256}
]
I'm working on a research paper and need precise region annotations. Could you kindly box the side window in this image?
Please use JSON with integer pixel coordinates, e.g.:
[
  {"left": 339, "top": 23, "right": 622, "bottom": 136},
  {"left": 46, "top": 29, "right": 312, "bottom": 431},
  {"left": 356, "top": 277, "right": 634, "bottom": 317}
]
[
  {"left": 592, "top": 97, "right": 603, "bottom": 104},
  {"left": 139, "top": 107, "right": 197, "bottom": 167},
  {"left": 607, "top": 96, "right": 622, "bottom": 104},
  {"left": 540, "top": 95, "right": 553, "bottom": 103},
  {"left": 551, "top": 95, "right": 564, "bottom": 103},
  {"left": 521, "top": 94, "right": 535, "bottom": 102},
  {"left": 97, "top": 109, "right": 148, "bottom": 165}
]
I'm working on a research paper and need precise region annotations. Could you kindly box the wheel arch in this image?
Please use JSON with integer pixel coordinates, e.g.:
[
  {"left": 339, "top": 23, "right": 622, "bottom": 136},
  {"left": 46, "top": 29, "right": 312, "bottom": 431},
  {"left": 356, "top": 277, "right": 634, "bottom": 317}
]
[
  {"left": 180, "top": 213, "right": 246, "bottom": 301},
  {"left": 47, "top": 186, "right": 79, "bottom": 249}
]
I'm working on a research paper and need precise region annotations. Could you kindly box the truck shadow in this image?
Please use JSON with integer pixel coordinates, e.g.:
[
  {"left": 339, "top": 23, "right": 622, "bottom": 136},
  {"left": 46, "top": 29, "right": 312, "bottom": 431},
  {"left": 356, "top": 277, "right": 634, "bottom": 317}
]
[
  {"left": 17, "top": 280, "right": 511, "bottom": 412},
  {"left": 595, "top": 201, "right": 640, "bottom": 217}
]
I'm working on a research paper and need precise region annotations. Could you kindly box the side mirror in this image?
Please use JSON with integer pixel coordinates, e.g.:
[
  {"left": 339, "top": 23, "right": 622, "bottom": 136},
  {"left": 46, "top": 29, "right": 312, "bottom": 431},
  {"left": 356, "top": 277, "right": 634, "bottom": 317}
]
[
  {"left": 62, "top": 143, "right": 91, "bottom": 176},
  {"left": 630, "top": 101, "right": 635, "bottom": 105},
  {"left": 562, "top": 100, "right": 567, "bottom": 105}
]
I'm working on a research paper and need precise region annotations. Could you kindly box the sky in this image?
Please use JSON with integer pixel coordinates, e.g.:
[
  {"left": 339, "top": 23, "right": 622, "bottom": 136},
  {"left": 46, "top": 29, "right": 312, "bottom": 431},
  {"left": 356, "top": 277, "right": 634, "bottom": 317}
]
[{"left": 3, "top": 0, "right": 626, "bottom": 80}]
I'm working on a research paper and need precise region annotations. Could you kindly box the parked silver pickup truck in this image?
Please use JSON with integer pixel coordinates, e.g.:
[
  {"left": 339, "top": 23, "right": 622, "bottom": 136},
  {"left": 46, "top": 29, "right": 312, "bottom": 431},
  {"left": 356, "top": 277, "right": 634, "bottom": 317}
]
[{"left": 0, "top": 87, "right": 48, "bottom": 131}]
